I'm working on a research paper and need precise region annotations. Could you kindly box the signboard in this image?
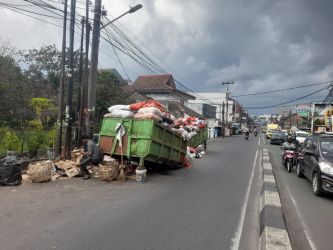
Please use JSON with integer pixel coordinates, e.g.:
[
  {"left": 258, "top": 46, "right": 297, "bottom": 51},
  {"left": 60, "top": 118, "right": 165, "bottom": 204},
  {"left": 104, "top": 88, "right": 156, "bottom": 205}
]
[
  {"left": 296, "top": 104, "right": 312, "bottom": 110},
  {"left": 296, "top": 104, "right": 312, "bottom": 117},
  {"left": 296, "top": 110, "right": 310, "bottom": 117}
]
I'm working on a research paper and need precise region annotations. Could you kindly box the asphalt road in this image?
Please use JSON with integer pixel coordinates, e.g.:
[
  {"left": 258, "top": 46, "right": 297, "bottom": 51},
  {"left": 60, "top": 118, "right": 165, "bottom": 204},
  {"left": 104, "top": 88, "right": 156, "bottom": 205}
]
[
  {"left": 0, "top": 135, "right": 262, "bottom": 250},
  {"left": 263, "top": 134, "right": 333, "bottom": 250}
]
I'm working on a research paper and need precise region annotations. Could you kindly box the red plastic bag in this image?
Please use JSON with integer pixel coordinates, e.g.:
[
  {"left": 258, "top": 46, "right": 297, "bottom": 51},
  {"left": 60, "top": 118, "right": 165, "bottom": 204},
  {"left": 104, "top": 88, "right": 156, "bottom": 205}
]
[{"left": 130, "top": 102, "right": 146, "bottom": 110}]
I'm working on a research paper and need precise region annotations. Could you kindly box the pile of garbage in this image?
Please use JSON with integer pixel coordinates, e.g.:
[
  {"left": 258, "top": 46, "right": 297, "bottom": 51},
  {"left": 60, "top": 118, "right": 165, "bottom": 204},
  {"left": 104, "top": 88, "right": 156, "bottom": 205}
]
[
  {"left": 172, "top": 116, "right": 206, "bottom": 141},
  {"left": 0, "top": 156, "right": 22, "bottom": 186},
  {"left": 20, "top": 149, "right": 135, "bottom": 183},
  {"left": 105, "top": 101, "right": 206, "bottom": 141},
  {"left": 105, "top": 101, "right": 175, "bottom": 125}
]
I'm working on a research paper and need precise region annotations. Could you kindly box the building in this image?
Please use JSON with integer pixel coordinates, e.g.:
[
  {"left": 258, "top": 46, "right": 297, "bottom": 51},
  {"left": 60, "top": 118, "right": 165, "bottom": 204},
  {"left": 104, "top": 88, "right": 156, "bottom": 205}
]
[
  {"left": 124, "top": 74, "right": 195, "bottom": 104},
  {"left": 123, "top": 74, "right": 205, "bottom": 118},
  {"left": 187, "top": 92, "right": 241, "bottom": 125}
]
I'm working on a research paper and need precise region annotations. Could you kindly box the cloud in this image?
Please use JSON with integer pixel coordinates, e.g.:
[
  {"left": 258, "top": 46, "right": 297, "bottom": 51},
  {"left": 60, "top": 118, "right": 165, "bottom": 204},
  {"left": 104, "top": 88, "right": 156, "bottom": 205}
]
[{"left": 0, "top": 0, "right": 332, "bottom": 114}]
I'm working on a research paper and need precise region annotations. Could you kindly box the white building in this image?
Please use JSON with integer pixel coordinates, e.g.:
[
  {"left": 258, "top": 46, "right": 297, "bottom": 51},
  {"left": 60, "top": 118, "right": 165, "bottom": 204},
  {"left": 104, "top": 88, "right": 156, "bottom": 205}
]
[{"left": 187, "top": 92, "right": 236, "bottom": 125}]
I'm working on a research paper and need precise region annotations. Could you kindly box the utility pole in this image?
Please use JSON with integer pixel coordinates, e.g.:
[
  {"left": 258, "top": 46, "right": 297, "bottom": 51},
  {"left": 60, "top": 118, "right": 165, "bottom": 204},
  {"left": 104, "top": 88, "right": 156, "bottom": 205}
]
[
  {"left": 81, "top": 0, "right": 91, "bottom": 136},
  {"left": 63, "top": 0, "right": 77, "bottom": 159},
  {"left": 239, "top": 105, "right": 243, "bottom": 129},
  {"left": 289, "top": 110, "right": 292, "bottom": 129},
  {"left": 76, "top": 16, "right": 85, "bottom": 145},
  {"left": 222, "top": 101, "right": 225, "bottom": 137},
  {"left": 222, "top": 81, "right": 235, "bottom": 126},
  {"left": 56, "top": 0, "right": 68, "bottom": 158},
  {"left": 311, "top": 103, "right": 315, "bottom": 134},
  {"left": 86, "top": 0, "right": 102, "bottom": 136}
]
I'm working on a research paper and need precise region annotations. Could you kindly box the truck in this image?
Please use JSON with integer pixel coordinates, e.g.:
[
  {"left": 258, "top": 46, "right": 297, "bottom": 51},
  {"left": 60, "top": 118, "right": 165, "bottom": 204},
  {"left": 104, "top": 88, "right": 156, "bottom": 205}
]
[
  {"left": 265, "top": 123, "right": 279, "bottom": 139},
  {"left": 98, "top": 117, "right": 208, "bottom": 169}
]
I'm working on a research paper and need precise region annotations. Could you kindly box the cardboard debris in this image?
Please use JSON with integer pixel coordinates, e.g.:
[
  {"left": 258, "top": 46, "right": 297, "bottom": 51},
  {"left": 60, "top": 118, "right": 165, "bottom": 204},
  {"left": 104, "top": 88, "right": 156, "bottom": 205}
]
[
  {"left": 56, "top": 160, "right": 76, "bottom": 171},
  {"left": 65, "top": 167, "right": 80, "bottom": 178}
]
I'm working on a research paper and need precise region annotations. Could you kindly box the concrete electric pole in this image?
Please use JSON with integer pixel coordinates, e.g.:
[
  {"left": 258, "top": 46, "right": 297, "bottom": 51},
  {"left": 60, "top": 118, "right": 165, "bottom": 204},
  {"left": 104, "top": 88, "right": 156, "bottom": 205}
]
[
  {"left": 63, "top": 0, "right": 77, "bottom": 159},
  {"left": 86, "top": 0, "right": 103, "bottom": 136},
  {"left": 222, "top": 81, "right": 235, "bottom": 125},
  {"left": 56, "top": 0, "right": 68, "bottom": 158}
]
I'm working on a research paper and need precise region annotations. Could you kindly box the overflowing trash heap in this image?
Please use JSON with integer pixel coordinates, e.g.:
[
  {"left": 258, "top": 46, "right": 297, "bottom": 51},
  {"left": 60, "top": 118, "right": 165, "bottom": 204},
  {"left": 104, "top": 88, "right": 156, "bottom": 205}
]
[{"left": 105, "top": 100, "right": 206, "bottom": 142}]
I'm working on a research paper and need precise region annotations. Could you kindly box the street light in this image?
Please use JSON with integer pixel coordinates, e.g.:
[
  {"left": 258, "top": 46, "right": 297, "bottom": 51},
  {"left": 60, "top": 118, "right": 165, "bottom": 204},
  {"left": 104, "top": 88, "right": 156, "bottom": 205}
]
[{"left": 100, "top": 4, "right": 143, "bottom": 29}]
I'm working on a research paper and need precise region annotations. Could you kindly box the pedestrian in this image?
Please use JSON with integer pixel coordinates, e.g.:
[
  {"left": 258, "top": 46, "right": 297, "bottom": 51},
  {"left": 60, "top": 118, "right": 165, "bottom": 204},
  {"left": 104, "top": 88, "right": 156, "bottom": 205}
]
[{"left": 79, "top": 135, "right": 101, "bottom": 179}]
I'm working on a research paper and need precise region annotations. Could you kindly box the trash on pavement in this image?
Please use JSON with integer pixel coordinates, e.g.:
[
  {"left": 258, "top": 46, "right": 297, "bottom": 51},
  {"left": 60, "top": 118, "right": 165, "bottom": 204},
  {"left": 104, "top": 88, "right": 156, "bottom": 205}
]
[
  {"left": 27, "top": 160, "right": 53, "bottom": 183},
  {"left": 0, "top": 156, "right": 22, "bottom": 186}
]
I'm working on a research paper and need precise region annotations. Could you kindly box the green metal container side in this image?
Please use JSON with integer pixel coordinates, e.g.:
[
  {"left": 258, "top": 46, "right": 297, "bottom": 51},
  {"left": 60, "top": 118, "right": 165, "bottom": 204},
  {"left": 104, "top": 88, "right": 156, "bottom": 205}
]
[
  {"left": 99, "top": 118, "right": 186, "bottom": 167},
  {"left": 187, "top": 127, "right": 208, "bottom": 148}
]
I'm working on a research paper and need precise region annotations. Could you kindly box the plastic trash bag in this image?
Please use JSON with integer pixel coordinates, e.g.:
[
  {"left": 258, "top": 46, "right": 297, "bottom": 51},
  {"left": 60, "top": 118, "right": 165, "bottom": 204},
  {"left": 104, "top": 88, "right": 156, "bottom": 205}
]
[{"left": 0, "top": 157, "right": 22, "bottom": 186}]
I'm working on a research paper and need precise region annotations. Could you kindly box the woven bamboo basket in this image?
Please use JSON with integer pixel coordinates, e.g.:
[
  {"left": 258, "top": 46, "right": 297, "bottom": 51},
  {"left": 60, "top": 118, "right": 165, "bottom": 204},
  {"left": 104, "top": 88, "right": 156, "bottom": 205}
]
[
  {"left": 99, "top": 161, "right": 119, "bottom": 181},
  {"left": 28, "top": 161, "right": 53, "bottom": 183}
]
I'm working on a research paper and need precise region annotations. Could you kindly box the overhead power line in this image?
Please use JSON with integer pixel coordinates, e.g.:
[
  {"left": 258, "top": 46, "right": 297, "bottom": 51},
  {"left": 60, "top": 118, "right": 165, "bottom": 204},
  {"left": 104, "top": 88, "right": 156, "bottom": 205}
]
[
  {"left": 0, "top": 2, "right": 62, "bottom": 19},
  {"left": 0, "top": 2, "right": 63, "bottom": 27},
  {"left": 244, "top": 84, "right": 331, "bottom": 110},
  {"left": 232, "top": 80, "right": 333, "bottom": 98}
]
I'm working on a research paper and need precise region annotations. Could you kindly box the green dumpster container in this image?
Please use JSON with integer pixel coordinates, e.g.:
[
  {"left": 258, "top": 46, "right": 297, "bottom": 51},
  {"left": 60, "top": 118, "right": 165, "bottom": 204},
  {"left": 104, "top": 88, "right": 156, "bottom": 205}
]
[
  {"left": 187, "top": 127, "right": 208, "bottom": 148},
  {"left": 99, "top": 118, "right": 187, "bottom": 168}
]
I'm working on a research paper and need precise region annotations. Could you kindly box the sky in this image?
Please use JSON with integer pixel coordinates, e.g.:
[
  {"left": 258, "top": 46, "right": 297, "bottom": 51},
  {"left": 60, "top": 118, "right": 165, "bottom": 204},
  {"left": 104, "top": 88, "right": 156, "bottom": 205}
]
[{"left": 0, "top": 0, "right": 332, "bottom": 115}]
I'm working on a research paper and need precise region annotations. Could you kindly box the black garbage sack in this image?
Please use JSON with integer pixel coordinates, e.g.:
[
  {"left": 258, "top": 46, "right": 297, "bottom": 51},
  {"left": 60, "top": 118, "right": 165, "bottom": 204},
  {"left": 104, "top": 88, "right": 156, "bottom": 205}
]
[{"left": 0, "top": 157, "right": 22, "bottom": 186}]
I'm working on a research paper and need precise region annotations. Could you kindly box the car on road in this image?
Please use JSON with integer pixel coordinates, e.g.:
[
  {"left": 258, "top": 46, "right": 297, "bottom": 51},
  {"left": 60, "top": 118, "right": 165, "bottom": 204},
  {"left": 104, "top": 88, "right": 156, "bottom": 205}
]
[
  {"left": 294, "top": 131, "right": 308, "bottom": 144},
  {"left": 270, "top": 131, "right": 287, "bottom": 145},
  {"left": 296, "top": 134, "right": 333, "bottom": 196}
]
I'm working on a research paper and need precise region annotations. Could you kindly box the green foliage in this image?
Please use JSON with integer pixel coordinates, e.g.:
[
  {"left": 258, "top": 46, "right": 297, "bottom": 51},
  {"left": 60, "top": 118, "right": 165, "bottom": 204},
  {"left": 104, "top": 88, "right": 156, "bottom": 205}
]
[
  {"left": 26, "top": 97, "right": 57, "bottom": 153},
  {"left": 29, "top": 97, "right": 56, "bottom": 130},
  {"left": 47, "top": 123, "right": 58, "bottom": 148},
  {"left": 314, "top": 119, "right": 325, "bottom": 126},
  {"left": 2, "top": 128, "right": 21, "bottom": 152},
  {"left": 26, "top": 130, "right": 46, "bottom": 153}
]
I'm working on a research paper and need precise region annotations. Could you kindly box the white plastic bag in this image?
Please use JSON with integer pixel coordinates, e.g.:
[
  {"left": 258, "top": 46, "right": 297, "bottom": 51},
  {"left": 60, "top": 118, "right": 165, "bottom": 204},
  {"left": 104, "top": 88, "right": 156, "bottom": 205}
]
[
  {"left": 137, "top": 107, "right": 163, "bottom": 117},
  {"left": 110, "top": 109, "right": 134, "bottom": 118},
  {"left": 107, "top": 105, "right": 130, "bottom": 113}
]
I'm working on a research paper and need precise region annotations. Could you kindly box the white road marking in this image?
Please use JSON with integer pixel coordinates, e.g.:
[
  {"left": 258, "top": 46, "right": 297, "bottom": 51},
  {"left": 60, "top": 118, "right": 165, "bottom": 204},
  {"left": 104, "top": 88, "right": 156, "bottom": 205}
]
[
  {"left": 262, "top": 134, "right": 267, "bottom": 145},
  {"left": 230, "top": 150, "right": 259, "bottom": 250},
  {"left": 258, "top": 137, "right": 261, "bottom": 146},
  {"left": 286, "top": 186, "right": 318, "bottom": 250}
]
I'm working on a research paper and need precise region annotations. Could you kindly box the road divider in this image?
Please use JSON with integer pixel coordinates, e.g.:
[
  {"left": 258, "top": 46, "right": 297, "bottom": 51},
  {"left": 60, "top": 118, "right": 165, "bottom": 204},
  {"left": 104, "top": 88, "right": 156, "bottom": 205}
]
[{"left": 259, "top": 148, "right": 292, "bottom": 250}]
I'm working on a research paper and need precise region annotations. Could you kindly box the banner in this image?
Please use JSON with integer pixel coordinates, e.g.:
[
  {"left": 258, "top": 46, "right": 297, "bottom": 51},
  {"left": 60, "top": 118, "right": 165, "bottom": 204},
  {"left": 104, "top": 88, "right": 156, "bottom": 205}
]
[{"left": 296, "top": 104, "right": 312, "bottom": 117}]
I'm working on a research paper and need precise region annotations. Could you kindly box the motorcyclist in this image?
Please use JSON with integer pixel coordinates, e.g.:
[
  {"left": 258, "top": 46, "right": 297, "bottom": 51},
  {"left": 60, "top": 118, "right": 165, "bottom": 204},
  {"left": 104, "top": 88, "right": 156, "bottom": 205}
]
[
  {"left": 281, "top": 135, "right": 296, "bottom": 150},
  {"left": 281, "top": 135, "right": 297, "bottom": 170},
  {"left": 244, "top": 127, "right": 250, "bottom": 139},
  {"left": 253, "top": 127, "right": 258, "bottom": 136}
]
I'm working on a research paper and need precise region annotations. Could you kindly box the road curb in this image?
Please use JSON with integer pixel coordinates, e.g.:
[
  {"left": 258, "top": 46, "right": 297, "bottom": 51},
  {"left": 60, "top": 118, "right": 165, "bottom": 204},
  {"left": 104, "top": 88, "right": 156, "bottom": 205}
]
[{"left": 259, "top": 148, "right": 292, "bottom": 250}]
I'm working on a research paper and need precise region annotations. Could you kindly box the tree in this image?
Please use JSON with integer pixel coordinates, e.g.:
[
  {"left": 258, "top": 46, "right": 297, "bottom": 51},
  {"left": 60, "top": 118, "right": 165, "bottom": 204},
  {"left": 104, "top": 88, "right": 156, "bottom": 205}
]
[
  {"left": 20, "top": 44, "right": 81, "bottom": 93},
  {"left": 93, "top": 70, "right": 133, "bottom": 128},
  {"left": 0, "top": 40, "right": 27, "bottom": 125}
]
